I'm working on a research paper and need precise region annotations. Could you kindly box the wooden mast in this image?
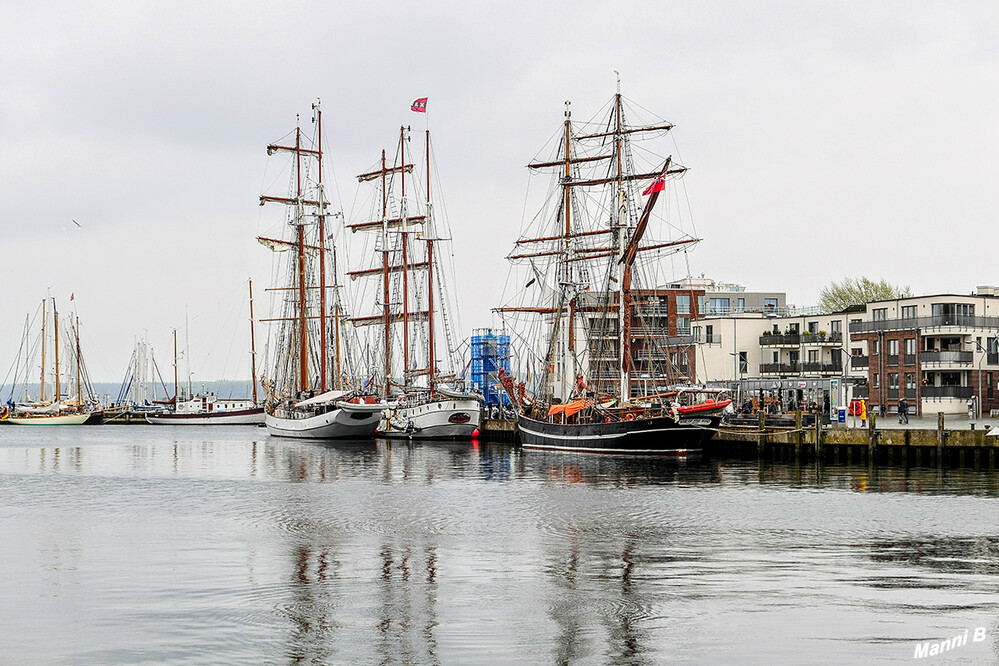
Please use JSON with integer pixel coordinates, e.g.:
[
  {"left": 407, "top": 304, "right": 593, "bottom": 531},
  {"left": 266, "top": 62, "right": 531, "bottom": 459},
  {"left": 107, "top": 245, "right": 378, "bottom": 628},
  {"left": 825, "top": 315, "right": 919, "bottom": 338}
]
[
  {"left": 295, "top": 119, "right": 308, "bottom": 394},
  {"left": 75, "top": 316, "right": 81, "bottom": 412},
  {"left": 614, "top": 82, "right": 631, "bottom": 403},
  {"left": 400, "top": 126, "right": 410, "bottom": 384},
  {"left": 40, "top": 298, "right": 46, "bottom": 402},
  {"left": 333, "top": 245, "right": 342, "bottom": 390},
  {"left": 564, "top": 103, "right": 577, "bottom": 385},
  {"left": 249, "top": 278, "right": 258, "bottom": 404},
  {"left": 425, "top": 129, "right": 435, "bottom": 394},
  {"left": 381, "top": 149, "right": 391, "bottom": 398},
  {"left": 53, "top": 298, "right": 60, "bottom": 406},
  {"left": 315, "top": 101, "right": 328, "bottom": 392}
]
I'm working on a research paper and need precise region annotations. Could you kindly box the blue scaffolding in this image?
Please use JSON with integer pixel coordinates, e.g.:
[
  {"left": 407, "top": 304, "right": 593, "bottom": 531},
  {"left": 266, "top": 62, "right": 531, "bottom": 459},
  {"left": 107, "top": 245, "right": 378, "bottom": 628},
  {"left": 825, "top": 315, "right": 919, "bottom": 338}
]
[{"left": 470, "top": 328, "right": 511, "bottom": 406}]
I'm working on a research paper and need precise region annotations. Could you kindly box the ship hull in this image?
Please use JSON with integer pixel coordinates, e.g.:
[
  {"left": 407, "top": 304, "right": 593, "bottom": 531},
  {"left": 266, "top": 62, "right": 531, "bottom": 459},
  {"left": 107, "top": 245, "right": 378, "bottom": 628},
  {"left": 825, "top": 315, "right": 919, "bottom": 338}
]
[
  {"left": 145, "top": 407, "right": 265, "bottom": 425},
  {"left": 380, "top": 398, "right": 482, "bottom": 439},
  {"left": 517, "top": 413, "right": 719, "bottom": 455},
  {"left": 5, "top": 413, "right": 93, "bottom": 426},
  {"left": 265, "top": 403, "right": 385, "bottom": 439}
]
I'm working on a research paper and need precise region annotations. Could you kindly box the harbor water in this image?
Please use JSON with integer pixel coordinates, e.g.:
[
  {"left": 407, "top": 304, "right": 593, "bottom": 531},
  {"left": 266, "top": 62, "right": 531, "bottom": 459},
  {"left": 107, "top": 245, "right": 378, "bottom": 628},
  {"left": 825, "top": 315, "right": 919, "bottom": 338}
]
[{"left": 2, "top": 425, "right": 998, "bottom": 664}]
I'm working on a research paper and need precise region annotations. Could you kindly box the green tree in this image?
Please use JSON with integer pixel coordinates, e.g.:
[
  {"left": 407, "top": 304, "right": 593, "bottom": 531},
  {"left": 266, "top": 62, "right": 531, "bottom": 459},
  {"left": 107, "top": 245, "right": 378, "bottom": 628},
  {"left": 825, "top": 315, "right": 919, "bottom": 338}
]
[{"left": 818, "top": 277, "right": 913, "bottom": 312}]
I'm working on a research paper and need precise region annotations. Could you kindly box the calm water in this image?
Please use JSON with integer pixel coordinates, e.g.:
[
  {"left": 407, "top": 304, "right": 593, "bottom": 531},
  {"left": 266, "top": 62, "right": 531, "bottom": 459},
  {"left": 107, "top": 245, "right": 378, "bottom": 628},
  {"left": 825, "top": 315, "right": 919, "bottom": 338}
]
[{"left": 2, "top": 426, "right": 999, "bottom": 665}]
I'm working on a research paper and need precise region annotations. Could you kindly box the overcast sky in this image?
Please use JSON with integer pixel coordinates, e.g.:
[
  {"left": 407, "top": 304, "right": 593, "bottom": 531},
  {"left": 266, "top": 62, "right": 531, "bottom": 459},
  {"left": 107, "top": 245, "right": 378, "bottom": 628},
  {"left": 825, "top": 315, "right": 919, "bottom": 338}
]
[{"left": 2, "top": 1, "right": 997, "bottom": 383}]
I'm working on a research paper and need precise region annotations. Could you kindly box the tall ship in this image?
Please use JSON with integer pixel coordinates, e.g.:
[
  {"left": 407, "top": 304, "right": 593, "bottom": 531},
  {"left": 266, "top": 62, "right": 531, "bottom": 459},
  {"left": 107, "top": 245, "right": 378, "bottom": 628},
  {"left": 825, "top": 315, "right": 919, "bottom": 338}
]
[
  {"left": 348, "top": 118, "right": 482, "bottom": 439},
  {"left": 258, "top": 101, "right": 387, "bottom": 438},
  {"left": 495, "top": 83, "right": 724, "bottom": 454},
  {"left": 3, "top": 296, "right": 103, "bottom": 425}
]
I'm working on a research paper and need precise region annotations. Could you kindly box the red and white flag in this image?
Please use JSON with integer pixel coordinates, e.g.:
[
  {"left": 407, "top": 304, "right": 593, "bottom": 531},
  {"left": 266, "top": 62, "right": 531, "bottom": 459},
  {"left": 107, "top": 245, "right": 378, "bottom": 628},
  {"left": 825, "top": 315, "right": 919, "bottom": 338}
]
[
  {"left": 642, "top": 173, "right": 667, "bottom": 196},
  {"left": 70, "top": 293, "right": 75, "bottom": 301},
  {"left": 411, "top": 97, "right": 428, "bottom": 113}
]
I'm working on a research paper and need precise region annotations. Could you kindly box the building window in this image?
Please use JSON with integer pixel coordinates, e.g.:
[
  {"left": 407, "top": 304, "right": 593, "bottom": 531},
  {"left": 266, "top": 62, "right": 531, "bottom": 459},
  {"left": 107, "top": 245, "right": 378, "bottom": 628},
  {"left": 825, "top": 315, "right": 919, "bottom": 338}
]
[
  {"left": 888, "top": 373, "right": 899, "bottom": 389},
  {"left": 737, "top": 298, "right": 745, "bottom": 312},
  {"left": 872, "top": 339, "right": 880, "bottom": 355},
  {"left": 873, "top": 308, "right": 888, "bottom": 321},
  {"left": 851, "top": 347, "right": 862, "bottom": 356},
  {"left": 773, "top": 351, "right": 779, "bottom": 363},
  {"left": 808, "top": 321, "right": 818, "bottom": 334},
  {"left": 932, "top": 303, "right": 974, "bottom": 318},
  {"left": 708, "top": 297, "right": 730, "bottom": 314},
  {"left": 676, "top": 295, "right": 690, "bottom": 315},
  {"left": 989, "top": 372, "right": 994, "bottom": 400},
  {"left": 697, "top": 295, "right": 706, "bottom": 315},
  {"left": 905, "top": 373, "right": 915, "bottom": 390},
  {"left": 764, "top": 298, "right": 777, "bottom": 313},
  {"left": 888, "top": 339, "right": 899, "bottom": 355},
  {"left": 901, "top": 305, "right": 917, "bottom": 319},
  {"left": 676, "top": 316, "right": 691, "bottom": 334},
  {"left": 739, "top": 351, "right": 748, "bottom": 374},
  {"left": 904, "top": 338, "right": 915, "bottom": 355},
  {"left": 873, "top": 373, "right": 880, "bottom": 388},
  {"left": 808, "top": 350, "right": 818, "bottom": 363},
  {"left": 830, "top": 320, "right": 842, "bottom": 334},
  {"left": 788, "top": 323, "right": 799, "bottom": 334}
]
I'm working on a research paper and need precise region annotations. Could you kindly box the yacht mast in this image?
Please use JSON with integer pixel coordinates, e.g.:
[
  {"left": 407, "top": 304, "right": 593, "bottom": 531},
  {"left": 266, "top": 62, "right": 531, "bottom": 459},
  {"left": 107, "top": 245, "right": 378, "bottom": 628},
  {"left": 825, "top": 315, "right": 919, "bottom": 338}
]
[
  {"left": 314, "top": 101, "right": 328, "bottom": 393},
  {"left": 380, "top": 149, "right": 391, "bottom": 397},
  {"left": 400, "top": 127, "right": 411, "bottom": 383},
  {"left": 75, "top": 316, "right": 81, "bottom": 411},
  {"left": 249, "top": 278, "right": 258, "bottom": 404},
  {"left": 53, "top": 298, "right": 60, "bottom": 405},
  {"left": 425, "top": 129, "right": 436, "bottom": 392},
  {"left": 40, "top": 298, "right": 46, "bottom": 402},
  {"left": 295, "top": 120, "right": 308, "bottom": 394}
]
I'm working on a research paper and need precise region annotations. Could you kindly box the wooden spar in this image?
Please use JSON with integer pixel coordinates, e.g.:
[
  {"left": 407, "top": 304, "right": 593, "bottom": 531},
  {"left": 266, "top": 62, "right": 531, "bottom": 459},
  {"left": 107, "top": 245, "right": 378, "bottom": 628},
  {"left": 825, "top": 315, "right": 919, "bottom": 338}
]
[
  {"left": 346, "top": 215, "right": 426, "bottom": 233},
  {"left": 249, "top": 278, "right": 258, "bottom": 404},
  {"left": 349, "top": 311, "right": 430, "bottom": 327},
  {"left": 569, "top": 167, "right": 685, "bottom": 188},
  {"left": 267, "top": 143, "right": 321, "bottom": 158},
  {"left": 257, "top": 236, "right": 326, "bottom": 252},
  {"left": 563, "top": 109, "right": 576, "bottom": 379},
  {"left": 296, "top": 122, "right": 308, "bottom": 394},
  {"left": 615, "top": 89, "right": 629, "bottom": 403},
  {"left": 40, "top": 298, "right": 46, "bottom": 402},
  {"left": 528, "top": 153, "right": 613, "bottom": 169},
  {"left": 357, "top": 163, "right": 414, "bottom": 182},
  {"left": 259, "top": 194, "right": 327, "bottom": 208},
  {"left": 426, "top": 129, "right": 435, "bottom": 393},
  {"left": 347, "top": 261, "right": 429, "bottom": 280},
  {"left": 575, "top": 123, "right": 674, "bottom": 139},
  {"left": 620, "top": 158, "right": 671, "bottom": 267},
  {"left": 316, "top": 102, "right": 327, "bottom": 392},
  {"left": 381, "top": 149, "right": 390, "bottom": 398},
  {"left": 515, "top": 229, "right": 611, "bottom": 245},
  {"left": 400, "top": 126, "right": 410, "bottom": 382},
  {"left": 53, "top": 298, "right": 60, "bottom": 405}
]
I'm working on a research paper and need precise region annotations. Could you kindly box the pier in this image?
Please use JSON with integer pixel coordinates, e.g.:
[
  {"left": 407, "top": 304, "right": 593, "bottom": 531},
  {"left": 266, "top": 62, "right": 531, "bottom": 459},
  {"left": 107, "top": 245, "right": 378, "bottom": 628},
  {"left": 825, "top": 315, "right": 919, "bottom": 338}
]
[{"left": 711, "top": 412, "right": 999, "bottom": 468}]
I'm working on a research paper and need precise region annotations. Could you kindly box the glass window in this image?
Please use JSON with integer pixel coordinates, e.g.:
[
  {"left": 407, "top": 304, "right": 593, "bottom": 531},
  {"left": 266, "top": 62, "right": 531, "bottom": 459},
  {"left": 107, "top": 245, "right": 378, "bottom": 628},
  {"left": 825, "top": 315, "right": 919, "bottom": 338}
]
[
  {"left": 830, "top": 320, "right": 842, "bottom": 333},
  {"left": 739, "top": 351, "right": 748, "bottom": 374},
  {"left": 901, "top": 305, "right": 917, "bottom": 319},
  {"left": 737, "top": 298, "right": 745, "bottom": 312},
  {"left": 808, "top": 321, "right": 818, "bottom": 333},
  {"left": 905, "top": 373, "right": 915, "bottom": 389},
  {"left": 873, "top": 340, "right": 880, "bottom": 355},
  {"left": 889, "top": 373, "right": 899, "bottom": 389},
  {"left": 873, "top": 308, "right": 888, "bottom": 321},
  {"left": 904, "top": 338, "right": 916, "bottom": 355},
  {"left": 873, "top": 373, "right": 880, "bottom": 388},
  {"left": 808, "top": 350, "right": 818, "bottom": 363},
  {"left": 676, "top": 295, "right": 690, "bottom": 315},
  {"left": 764, "top": 298, "right": 778, "bottom": 313},
  {"left": 676, "top": 316, "right": 691, "bottom": 334},
  {"left": 708, "top": 297, "right": 730, "bottom": 314},
  {"left": 888, "top": 339, "right": 899, "bottom": 355}
]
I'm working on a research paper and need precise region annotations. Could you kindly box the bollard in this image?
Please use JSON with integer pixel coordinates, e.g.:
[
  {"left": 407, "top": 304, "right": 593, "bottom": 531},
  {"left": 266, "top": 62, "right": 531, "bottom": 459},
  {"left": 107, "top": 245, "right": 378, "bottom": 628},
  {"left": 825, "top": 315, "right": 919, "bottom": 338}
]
[
  {"left": 814, "top": 412, "right": 821, "bottom": 460},
  {"left": 937, "top": 412, "right": 945, "bottom": 468},
  {"left": 868, "top": 413, "right": 876, "bottom": 464},
  {"left": 757, "top": 410, "right": 766, "bottom": 458}
]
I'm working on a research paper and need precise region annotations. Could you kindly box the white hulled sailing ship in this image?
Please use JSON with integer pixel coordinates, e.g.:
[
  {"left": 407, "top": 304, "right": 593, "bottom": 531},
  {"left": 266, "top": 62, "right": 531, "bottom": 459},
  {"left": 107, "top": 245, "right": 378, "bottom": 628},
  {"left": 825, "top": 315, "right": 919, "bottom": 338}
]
[
  {"left": 495, "top": 82, "right": 725, "bottom": 454},
  {"left": 3, "top": 296, "right": 103, "bottom": 425},
  {"left": 348, "top": 122, "right": 482, "bottom": 439},
  {"left": 258, "top": 101, "right": 387, "bottom": 438}
]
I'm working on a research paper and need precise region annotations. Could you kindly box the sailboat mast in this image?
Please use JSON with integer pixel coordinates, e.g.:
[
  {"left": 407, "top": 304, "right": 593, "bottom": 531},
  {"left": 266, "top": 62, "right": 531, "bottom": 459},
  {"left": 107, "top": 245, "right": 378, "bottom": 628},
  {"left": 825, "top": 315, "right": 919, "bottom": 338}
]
[
  {"left": 53, "top": 298, "right": 60, "bottom": 405},
  {"left": 400, "top": 126, "right": 410, "bottom": 384},
  {"left": 425, "top": 130, "right": 435, "bottom": 392},
  {"left": 173, "top": 329, "right": 178, "bottom": 402},
  {"left": 381, "top": 149, "right": 391, "bottom": 398},
  {"left": 75, "top": 316, "right": 81, "bottom": 411},
  {"left": 332, "top": 246, "right": 342, "bottom": 391},
  {"left": 563, "top": 104, "right": 577, "bottom": 384},
  {"left": 315, "top": 102, "right": 328, "bottom": 393},
  {"left": 614, "top": 84, "right": 631, "bottom": 403},
  {"left": 295, "top": 121, "right": 309, "bottom": 394},
  {"left": 40, "top": 298, "right": 46, "bottom": 402},
  {"left": 249, "top": 278, "right": 258, "bottom": 404}
]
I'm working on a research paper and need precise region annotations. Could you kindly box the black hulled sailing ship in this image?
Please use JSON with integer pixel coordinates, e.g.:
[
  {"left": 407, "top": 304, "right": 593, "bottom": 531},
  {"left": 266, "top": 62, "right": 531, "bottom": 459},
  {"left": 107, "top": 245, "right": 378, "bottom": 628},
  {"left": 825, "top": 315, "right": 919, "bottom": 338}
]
[
  {"left": 258, "top": 101, "right": 387, "bottom": 438},
  {"left": 495, "top": 83, "right": 722, "bottom": 454},
  {"left": 348, "top": 122, "right": 482, "bottom": 438}
]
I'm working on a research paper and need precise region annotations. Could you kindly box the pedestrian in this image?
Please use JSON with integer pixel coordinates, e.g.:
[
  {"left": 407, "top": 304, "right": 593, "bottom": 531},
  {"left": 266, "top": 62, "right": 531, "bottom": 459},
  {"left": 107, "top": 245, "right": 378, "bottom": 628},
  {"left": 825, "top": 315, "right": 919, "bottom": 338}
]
[{"left": 898, "top": 398, "right": 909, "bottom": 424}]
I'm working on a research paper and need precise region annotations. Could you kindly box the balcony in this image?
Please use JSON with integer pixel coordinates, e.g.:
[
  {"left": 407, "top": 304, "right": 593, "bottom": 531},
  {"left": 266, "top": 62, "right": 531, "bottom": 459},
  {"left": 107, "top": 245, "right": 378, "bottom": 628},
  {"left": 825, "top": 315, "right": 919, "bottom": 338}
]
[
  {"left": 760, "top": 362, "right": 801, "bottom": 374},
  {"left": 920, "top": 351, "right": 973, "bottom": 365},
  {"left": 851, "top": 356, "right": 869, "bottom": 368},
  {"left": 759, "top": 332, "right": 843, "bottom": 346},
  {"left": 850, "top": 314, "right": 999, "bottom": 333},
  {"left": 922, "top": 386, "right": 974, "bottom": 399},
  {"left": 801, "top": 361, "right": 844, "bottom": 374}
]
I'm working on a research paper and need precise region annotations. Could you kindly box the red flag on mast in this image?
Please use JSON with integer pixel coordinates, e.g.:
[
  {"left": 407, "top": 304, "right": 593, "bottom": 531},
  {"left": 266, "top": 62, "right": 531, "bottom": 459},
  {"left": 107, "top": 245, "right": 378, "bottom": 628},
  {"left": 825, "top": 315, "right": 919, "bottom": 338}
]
[
  {"left": 411, "top": 97, "right": 428, "bottom": 113},
  {"left": 642, "top": 172, "right": 667, "bottom": 196}
]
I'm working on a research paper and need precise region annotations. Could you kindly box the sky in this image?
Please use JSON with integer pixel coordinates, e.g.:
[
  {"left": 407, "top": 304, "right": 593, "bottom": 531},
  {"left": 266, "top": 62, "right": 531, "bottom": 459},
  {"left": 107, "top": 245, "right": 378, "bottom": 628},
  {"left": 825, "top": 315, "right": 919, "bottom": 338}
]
[{"left": 2, "top": 1, "right": 998, "bottom": 383}]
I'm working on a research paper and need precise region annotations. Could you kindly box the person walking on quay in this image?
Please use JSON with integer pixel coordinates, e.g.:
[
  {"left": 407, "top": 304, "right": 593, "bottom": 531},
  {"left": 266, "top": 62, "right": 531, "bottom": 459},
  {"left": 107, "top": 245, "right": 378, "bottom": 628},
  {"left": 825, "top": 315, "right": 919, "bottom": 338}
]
[{"left": 898, "top": 397, "right": 909, "bottom": 424}]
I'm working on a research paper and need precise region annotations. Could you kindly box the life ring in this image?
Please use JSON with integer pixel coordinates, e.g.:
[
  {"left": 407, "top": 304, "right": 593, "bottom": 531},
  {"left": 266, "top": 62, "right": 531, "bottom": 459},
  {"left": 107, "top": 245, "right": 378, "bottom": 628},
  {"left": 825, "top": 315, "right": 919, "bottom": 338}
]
[
  {"left": 604, "top": 416, "right": 612, "bottom": 423},
  {"left": 626, "top": 413, "right": 635, "bottom": 421}
]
